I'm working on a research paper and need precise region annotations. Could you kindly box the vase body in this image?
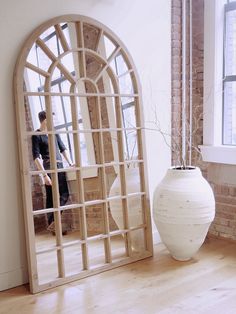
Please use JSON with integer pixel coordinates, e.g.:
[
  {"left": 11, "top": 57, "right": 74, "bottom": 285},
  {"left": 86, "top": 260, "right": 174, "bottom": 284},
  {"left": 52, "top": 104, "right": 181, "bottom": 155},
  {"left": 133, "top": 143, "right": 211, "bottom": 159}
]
[
  {"left": 153, "top": 167, "right": 215, "bottom": 261},
  {"left": 109, "top": 167, "right": 145, "bottom": 251}
]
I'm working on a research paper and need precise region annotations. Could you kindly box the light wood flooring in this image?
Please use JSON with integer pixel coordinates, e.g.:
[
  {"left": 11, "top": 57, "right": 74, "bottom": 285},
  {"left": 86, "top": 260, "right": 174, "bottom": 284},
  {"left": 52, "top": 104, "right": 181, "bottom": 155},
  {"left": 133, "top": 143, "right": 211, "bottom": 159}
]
[{"left": 1, "top": 237, "right": 236, "bottom": 314}]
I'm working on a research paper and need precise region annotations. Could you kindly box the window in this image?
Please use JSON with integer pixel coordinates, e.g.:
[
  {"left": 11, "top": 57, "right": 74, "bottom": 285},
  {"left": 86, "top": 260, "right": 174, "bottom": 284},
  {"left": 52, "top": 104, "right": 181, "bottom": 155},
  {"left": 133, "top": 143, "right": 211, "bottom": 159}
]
[
  {"left": 200, "top": 0, "right": 236, "bottom": 164},
  {"left": 223, "top": 1, "right": 236, "bottom": 145}
]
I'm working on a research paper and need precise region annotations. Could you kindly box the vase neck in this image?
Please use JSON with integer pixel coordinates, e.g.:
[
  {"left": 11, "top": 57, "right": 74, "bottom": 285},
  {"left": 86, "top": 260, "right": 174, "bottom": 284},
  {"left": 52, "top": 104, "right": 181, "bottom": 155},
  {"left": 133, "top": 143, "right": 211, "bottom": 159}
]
[{"left": 166, "top": 167, "right": 201, "bottom": 178}]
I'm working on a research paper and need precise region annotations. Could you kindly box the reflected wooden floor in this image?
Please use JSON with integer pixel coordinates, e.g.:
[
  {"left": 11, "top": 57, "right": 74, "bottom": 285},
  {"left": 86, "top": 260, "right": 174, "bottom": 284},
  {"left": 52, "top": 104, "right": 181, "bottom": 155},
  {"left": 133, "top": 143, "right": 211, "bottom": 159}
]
[
  {"left": 35, "top": 231, "right": 126, "bottom": 284},
  {"left": 1, "top": 238, "right": 236, "bottom": 314}
]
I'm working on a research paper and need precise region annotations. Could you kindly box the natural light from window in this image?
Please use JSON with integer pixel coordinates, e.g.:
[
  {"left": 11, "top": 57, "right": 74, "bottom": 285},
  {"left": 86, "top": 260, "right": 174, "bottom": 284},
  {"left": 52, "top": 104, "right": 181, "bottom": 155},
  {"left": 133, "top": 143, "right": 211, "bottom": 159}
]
[{"left": 223, "top": 1, "right": 236, "bottom": 145}]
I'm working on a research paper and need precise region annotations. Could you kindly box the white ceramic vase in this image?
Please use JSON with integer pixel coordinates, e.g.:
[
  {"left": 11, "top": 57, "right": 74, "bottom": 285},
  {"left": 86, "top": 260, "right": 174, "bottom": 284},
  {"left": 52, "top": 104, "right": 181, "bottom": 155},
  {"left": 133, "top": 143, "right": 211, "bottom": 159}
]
[
  {"left": 153, "top": 167, "right": 215, "bottom": 261},
  {"left": 109, "top": 167, "right": 145, "bottom": 251}
]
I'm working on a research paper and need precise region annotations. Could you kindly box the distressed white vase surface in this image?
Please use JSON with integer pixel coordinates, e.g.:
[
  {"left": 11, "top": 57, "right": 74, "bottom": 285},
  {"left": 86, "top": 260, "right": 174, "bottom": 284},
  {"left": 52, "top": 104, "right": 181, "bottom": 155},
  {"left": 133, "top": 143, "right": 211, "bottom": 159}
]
[
  {"left": 109, "top": 167, "right": 145, "bottom": 251},
  {"left": 153, "top": 167, "right": 215, "bottom": 261}
]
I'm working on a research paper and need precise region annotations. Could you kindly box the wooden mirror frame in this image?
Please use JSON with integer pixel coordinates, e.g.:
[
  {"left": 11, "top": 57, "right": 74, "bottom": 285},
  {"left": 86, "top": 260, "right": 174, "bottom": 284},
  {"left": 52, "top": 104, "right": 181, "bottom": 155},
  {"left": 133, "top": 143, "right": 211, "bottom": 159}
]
[{"left": 14, "top": 15, "right": 153, "bottom": 293}]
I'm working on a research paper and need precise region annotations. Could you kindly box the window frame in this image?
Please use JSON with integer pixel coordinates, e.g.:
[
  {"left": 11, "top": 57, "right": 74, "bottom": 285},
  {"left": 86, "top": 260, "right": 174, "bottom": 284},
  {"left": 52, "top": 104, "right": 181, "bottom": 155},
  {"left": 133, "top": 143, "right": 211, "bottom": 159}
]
[
  {"left": 200, "top": 0, "right": 236, "bottom": 165},
  {"left": 223, "top": 0, "right": 236, "bottom": 145}
]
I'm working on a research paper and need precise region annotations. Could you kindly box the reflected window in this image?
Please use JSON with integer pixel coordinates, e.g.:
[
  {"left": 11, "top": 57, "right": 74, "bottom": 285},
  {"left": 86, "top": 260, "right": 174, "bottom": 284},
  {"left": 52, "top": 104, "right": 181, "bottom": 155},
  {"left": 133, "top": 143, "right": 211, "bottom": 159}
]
[
  {"left": 113, "top": 53, "right": 137, "bottom": 159},
  {"left": 25, "top": 24, "right": 95, "bottom": 171}
]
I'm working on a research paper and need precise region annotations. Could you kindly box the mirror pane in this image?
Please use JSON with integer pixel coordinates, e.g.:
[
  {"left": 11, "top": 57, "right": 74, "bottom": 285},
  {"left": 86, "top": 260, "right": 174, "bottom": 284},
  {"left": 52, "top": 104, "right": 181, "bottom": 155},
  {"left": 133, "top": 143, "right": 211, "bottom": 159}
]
[
  {"left": 105, "top": 165, "right": 118, "bottom": 195},
  {"left": 26, "top": 43, "right": 38, "bottom": 65},
  {"left": 29, "top": 133, "right": 67, "bottom": 171},
  {"left": 34, "top": 46, "right": 52, "bottom": 72},
  {"left": 108, "top": 170, "right": 126, "bottom": 231},
  {"left": 103, "top": 35, "right": 117, "bottom": 59},
  {"left": 26, "top": 43, "right": 51, "bottom": 72},
  {"left": 88, "top": 240, "right": 105, "bottom": 268},
  {"left": 31, "top": 176, "right": 46, "bottom": 211},
  {"left": 98, "top": 73, "right": 115, "bottom": 95},
  {"left": 83, "top": 23, "right": 100, "bottom": 51},
  {"left": 60, "top": 52, "right": 77, "bottom": 74},
  {"left": 102, "top": 131, "right": 116, "bottom": 163},
  {"left": 100, "top": 99, "right": 112, "bottom": 129},
  {"left": 119, "top": 72, "right": 134, "bottom": 94},
  {"left": 109, "top": 58, "right": 117, "bottom": 77},
  {"left": 64, "top": 244, "right": 83, "bottom": 276},
  {"left": 24, "top": 68, "right": 46, "bottom": 93},
  {"left": 122, "top": 129, "right": 138, "bottom": 161},
  {"left": 130, "top": 229, "right": 146, "bottom": 253},
  {"left": 116, "top": 53, "right": 129, "bottom": 76},
  {"left": 105, "top": 165, "right": 120, "bottom": 233},
  {"left": 60, "top": 207, "right": 75, "bottom": 234},
  {"left": 110, "top": 235, "right": 126, "bottom": 262},
  {"left": 127, "top": 195, "right": 143, "bottom": 227},
  {"left": 24, "top": 95, "right": 46, "bottom": 131},
  {"left": 108, "top": 197, "right": 124, "bottom": 231},
  {"left": 100, "top": 97, "right": 117, "bottom": 128},
  {"left": 121, "top": 97, "right": 137, "bottom": 127},
  {"left": 39, "top": 26, "right": 63, "bottom": 56},
  {"left": 83, "top": 168, "right": 103, "bottom": 202},
  {"left": 125, "top": 165, "right": 141, "bottom": 194},
  {"left": 60, "top": 23, "right": 72, "bottom": 49},
  {"left": 86, "top": 204, "right": 104, "bottom": 237},
  {"left": 36, "top": 250, "right": 58, "bottom": 285},
  {"left": 85, "top": 53, "right": 105, "bottom": 80},
  {"left": 62, "top": 208, "right": 82, "bottom": 242},
  {"left": 51, "top": 67, "right": 67, "bottom": 84},
  {"left": 51, "top": 96, "right": 72, "bottom": 127},
  {"left": 35, "top": 220, "right": 56, "bottom": 251}
]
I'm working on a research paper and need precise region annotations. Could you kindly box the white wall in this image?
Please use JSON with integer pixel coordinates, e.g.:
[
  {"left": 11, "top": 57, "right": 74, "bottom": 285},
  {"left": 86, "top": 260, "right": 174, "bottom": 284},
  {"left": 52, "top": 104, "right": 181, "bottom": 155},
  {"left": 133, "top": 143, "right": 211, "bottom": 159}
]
[{"left": 0, "top": 0, "right": 171, "bottom": 290}]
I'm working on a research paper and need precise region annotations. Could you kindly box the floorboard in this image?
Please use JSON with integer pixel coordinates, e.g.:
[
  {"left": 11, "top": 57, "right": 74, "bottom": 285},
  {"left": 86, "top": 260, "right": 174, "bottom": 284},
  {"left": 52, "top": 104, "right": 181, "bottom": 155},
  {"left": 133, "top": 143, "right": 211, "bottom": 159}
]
[{"left": 1, "top": 238, "right": 236, "bottom": 314}]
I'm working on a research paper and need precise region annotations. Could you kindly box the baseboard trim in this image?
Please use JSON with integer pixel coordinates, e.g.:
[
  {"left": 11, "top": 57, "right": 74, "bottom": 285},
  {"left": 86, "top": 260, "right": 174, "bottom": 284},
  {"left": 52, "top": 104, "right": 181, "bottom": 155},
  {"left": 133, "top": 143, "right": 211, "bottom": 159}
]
[{"left": 0, "top": 267, "right": 28, "bottom": 291}]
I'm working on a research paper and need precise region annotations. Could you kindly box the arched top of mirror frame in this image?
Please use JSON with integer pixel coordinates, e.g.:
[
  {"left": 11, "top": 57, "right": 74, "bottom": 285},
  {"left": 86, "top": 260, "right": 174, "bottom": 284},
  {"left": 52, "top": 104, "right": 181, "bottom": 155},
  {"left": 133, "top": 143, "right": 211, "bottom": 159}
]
[{"left": 14, "top": 14, "right": 144, "bottom": 114}]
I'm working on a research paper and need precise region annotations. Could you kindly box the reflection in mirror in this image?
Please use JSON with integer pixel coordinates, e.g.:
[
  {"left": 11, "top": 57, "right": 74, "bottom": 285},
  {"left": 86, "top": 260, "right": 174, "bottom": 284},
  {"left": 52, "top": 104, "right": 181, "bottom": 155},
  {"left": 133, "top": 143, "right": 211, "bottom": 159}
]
[
  {"left": 103, "top": 35, "right": 117, "bottom": 59},
  {"left": 110, "top": 235, "right": 126, "bottom": 262},
  {"left": 87, "top": 240, "right": 105, "bottom": 268},
  {"left": 64, "top": 244, "right": 83, "bottom": 277},
  {"left": 83, "top": 23, "right": 100, "bottom": 51},
  {"left": 16, "top": 16, "right": 152, "bottom": 293},
  {"left": 36, "top": 251, "right": 58, "bottom": 285}
]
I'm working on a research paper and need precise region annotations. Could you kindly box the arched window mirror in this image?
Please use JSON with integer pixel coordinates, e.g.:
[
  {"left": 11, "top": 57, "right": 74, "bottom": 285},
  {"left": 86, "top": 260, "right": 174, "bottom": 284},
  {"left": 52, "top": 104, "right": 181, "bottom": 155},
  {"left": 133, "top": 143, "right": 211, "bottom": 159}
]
[{"left": 14, "top": 15, "right": 153, "bottom": 293}]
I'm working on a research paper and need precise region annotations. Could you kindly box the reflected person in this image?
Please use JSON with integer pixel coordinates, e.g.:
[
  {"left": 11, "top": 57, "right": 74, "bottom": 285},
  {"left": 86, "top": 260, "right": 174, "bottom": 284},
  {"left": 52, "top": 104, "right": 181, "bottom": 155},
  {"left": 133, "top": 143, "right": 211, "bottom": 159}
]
[{"left": 31, "top": 110, "right": 73, "bottom": 233}]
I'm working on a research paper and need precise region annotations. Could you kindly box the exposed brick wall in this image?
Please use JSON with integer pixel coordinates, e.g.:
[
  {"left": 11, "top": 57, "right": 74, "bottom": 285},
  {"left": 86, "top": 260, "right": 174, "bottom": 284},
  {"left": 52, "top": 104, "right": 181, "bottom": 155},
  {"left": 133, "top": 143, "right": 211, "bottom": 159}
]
[
  {"left": 171, "top": 0, "right": 182, "bottom": 167},
  {"left": 208, "top": 176, "right": 236, "bottom": 240},
  {"left": 171, "top": 0, "right": 236, "bottom": 241}
]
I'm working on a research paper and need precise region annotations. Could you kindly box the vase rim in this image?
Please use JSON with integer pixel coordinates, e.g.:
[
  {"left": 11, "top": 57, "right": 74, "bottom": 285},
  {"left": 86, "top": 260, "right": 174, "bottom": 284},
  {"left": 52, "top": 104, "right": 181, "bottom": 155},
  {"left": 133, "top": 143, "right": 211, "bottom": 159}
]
[
  {"left": 164, "top": 166, "right": 202, "bottom": 179},
  {"left": 170, "top": 166, "right": 198, "bottom": 171},
  {"left": 167, "top": 166, "right": 201, "bottom": 176}
]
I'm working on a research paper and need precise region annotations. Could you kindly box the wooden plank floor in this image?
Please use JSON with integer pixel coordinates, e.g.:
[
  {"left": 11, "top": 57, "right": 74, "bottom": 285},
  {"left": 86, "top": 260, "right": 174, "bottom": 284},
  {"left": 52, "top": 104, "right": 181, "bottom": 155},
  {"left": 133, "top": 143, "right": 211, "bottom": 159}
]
[{"left": 1, "top": 237, "right": 236, "bottom": 314}]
